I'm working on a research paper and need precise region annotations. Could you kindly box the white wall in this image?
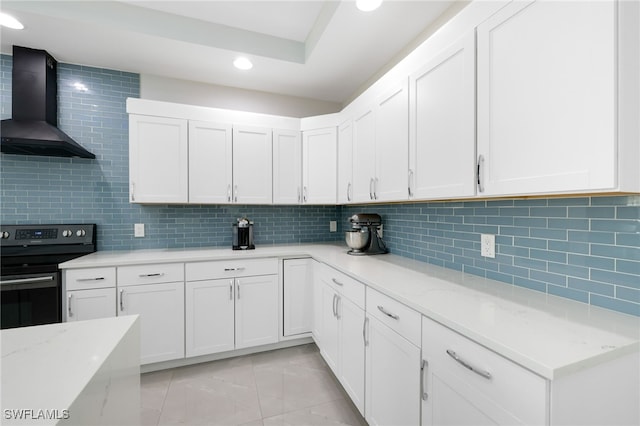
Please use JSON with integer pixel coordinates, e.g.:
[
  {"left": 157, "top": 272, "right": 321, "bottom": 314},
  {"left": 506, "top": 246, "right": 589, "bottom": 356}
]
[{"left": 140, "top": 74, "right": 341, "bottom": 118}]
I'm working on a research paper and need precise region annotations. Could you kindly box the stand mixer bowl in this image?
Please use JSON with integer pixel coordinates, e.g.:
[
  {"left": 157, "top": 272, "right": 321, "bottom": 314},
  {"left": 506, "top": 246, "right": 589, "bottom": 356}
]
[{"left": 345, "top": 228, "right": 370, "bottom": 251}]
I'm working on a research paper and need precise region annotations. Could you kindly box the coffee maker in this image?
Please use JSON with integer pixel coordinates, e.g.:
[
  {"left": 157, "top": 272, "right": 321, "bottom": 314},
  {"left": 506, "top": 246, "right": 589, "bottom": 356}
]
[
  {"left": 345, "top": 213, "right": 388, "bottom": 255},
  {"left": 232, "top": 217, "right": 255, "bottom": 250}
]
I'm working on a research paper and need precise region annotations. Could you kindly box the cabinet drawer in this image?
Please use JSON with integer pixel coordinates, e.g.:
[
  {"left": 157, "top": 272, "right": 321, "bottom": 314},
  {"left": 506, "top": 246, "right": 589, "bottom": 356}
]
[
  {"left": 65, "top": 267, "right": 116, "bottom": 290},
  {"left": 117, "top": 263, "right": 184, "bottom": 287},
  {"left": 367, "top": 287, "right": 421, "bottom": 346},
  {"left": 422, "top": 315, "right": 547, "bottom": 425},
  {"left": 186, "top": 258, "right": 278, "bottom": 281},
  {"left": 318, "top": 263, "right": 365, "bottom": 309}
]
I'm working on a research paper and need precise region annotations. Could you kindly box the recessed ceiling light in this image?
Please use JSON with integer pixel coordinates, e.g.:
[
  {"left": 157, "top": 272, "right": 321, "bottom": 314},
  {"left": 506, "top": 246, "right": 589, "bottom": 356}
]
[
  {"left": 233, "top": 57, "right": 253, "bottom": 71},
  {"left": 356, "top": 0, "right": 383, "bottom": 12},
  {"left": 0, "top": 12, "right": 24, "bottom": 30}
]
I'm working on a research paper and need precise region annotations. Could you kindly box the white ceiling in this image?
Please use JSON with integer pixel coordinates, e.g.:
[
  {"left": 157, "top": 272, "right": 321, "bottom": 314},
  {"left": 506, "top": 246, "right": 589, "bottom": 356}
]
[{"left": 0, "top": 1, "right": 459, "bottom": 105}]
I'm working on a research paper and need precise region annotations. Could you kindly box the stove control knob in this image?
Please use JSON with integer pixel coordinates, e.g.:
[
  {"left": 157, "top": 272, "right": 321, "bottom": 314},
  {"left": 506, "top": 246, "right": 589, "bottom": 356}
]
[
  {"left": 1, "top": 231, "right": 9, "bottom": 239},
  {"left": 62, "top": 230, "right": 72, "bottom": 237},
  {"left": 76, "top": 229, "right": 86, "bottom": 237}
]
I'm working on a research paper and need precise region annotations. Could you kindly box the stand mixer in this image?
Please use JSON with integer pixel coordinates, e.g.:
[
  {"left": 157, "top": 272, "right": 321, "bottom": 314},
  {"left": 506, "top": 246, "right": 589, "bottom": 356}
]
[{"left": 345, "top": 213, "right": 388, "bottom": 255}]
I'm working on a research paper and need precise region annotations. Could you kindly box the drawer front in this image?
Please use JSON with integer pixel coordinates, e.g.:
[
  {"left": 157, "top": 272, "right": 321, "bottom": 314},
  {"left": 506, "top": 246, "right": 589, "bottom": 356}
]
[
  {"left": 367, "top": 287, "right": 421, "bottom": 346},
  {"left": 65, "top": 267, "right": 116, "bottom": 290},
  {"left": 422, "top": 315, "right": 547, "bottom": 425},
  {"left": 117, "top": 263, "right": 184, "bottom": 286},
  {"left": 319, "top": 263, "right": 365, "bottom": 309},
  {"left": 186, "top": 258, "right": 278, "bottom": 281}
]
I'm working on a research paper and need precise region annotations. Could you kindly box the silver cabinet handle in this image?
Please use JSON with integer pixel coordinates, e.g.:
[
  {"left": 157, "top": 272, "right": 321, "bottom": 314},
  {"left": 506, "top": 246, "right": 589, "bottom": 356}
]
[
  {"left": 76, "top": 277, "right": 105, "bottom": 282},
  {"left": 119, "top": 289, "right": 125, "bottom": 311},
  {"left": 408, "top": 169, "right": 414, "bottom": 198},
  {"left": 374, "top": 177, "right": 379, "bottom": 200},
  {"left": 224, "top": 267, "right": 246, "bottom": 272},
  {"left": 139, "top": 273, "right": 164, "bottom": 278},
  {"left": 332, "top": 294, "right": 337, "bottom": 318},
  {"left": 347, "top": 182, "right": 352, "bottom": 202},
  {"left": 297, "top": 187, "right": 301, "bottom": 203},
  {"left": 236, "top": 280, "right": 241, "bottom": 299},
  {"left": 234, "top": 185, "right": 238, "bottom": 203},
  {"left": 227, "top": 184, "right": 232, "bottom": 202},
  {"left": 377, "top": 305, "right": 399, "bottom": 320},
  {"left": 446, "top": 349, "right": 492, "bottom": 380},
  {"left": 68, "top": 293, "right": 73, "bottom": 317},
  {"left": 303, "top": 186, "right": 308, "bottom": 203},
  {"left": 421, "top": 359, "right": 428, "bottom": 401},
  {"left": 335, "top": 295, "right": 341, "bottom": 320},
  {"left": 229, "top": 281, "right": 233, "bottom": 300},
  {"left": 477, "top": 155, "right": 485, "bottom": 193},
  {"left": 331, "top": 278, "right": 344, "bottom": 287},
  {"left": 131, "top": 182, "right": 136, "bottom": 202},
  {"left": 369, "top": 178, "right": 374, "bottom": 200},
  {"left": 363, "top": 317, "right": 369, "bottom": 346}
]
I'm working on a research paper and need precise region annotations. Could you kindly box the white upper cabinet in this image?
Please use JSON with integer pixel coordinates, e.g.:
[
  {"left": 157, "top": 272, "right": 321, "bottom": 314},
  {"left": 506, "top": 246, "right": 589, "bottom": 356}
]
[
  {"left": 273, "top": 129, "right": 302, "bottom": 204},
  {"left": 374, "top": 79, "right": 409, "bottom": 202},
  {"left": 302, "top": 127, "right": 337, "bottom": 204},
  {"left": 233, "top": 125, "right": 273, "bottom": 204},
  {"left": 188, "top": 121, "right": 233, "bottom": 204},
  {"left": 337, "top": 119, "right": 354, "bottom": 204},
  {"left": 476, "top": 0, "right": 639, "bottom": 196},
  {"left": 352, "top": 107, "right": 376, "bottom": 203},
  {"left": 129, "top": 115, "right": 188, "bottom": 203},
  {"left": 351, "top": 79, "right": 409, "bottom": 203},
  {"left": 409, "top": 31, "right": 476, "bottom": 200}
]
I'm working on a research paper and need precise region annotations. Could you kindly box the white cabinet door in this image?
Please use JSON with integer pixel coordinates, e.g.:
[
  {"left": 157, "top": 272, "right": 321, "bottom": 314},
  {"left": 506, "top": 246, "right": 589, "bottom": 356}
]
[
  {"left": 352, "top": 107, "right": 376, "bottom": 203},
  {"left": 185, "top": 279, "right": 235, "bottom": 357},
  {"left": 302, "top": 127, "right": 337, "bottom": 204},
  {"left": 283, "top": 258, "right": 313, "bottom": 336},
  {"left": 365, "top": 316, "right": 421, "bottom": 426},
  {"left": 374, "top": 79, "right": 409, "bottom": 202},
  {"left": 235, "top": 275, "right": 278, "bottom": 349},
  {"left": 232, "top": 125, "right": 273, "bottom": 204},
  {"left": 320, "top": 282, "right": 340, "bottom": 374},
  {"left": 409, "top": 31, "right": 476, "bottom": 200},
  {"left": 119, "top": 282, "right": 185, "bottom": 364},
  {"left": 66, "top": 288, "right": 115, "bottom": 322},
  {"left": 477, "top": 0, "right": 617, "bottom": 196},
  {"left": 188, "top": 121, "right": 233, "bottom": 204},
  {"left": 338, "top": 296, "right": 365, "bottom": 416},
  {"left": 129, "top": 115, "right": 188, "bottom": 203},
  {"left": 337, "top": 119, "right": 354, "bottom": 204},
  {"left": 273, "top": 129, "right": 302, "bottom": 205}
]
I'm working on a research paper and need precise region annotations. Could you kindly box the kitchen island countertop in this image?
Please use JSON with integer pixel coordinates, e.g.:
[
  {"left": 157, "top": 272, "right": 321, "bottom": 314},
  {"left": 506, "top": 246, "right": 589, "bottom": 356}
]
[{"left": 59, "top": 244, "right": 640, "bottom": 380}]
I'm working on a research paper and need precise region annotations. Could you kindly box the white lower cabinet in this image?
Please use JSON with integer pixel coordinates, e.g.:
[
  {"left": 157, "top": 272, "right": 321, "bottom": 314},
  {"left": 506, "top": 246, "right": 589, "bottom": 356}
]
[
  {"left": 185, "top": 279, "right": 235, "bottom": 357},
  {"left": 117, "top": 263, "right": 185, "bottom": 365},
  {"left": 421, "top": 315, "right": 547, "bottom": 426},
  {"left": 185, "top": 259, "right": 279, "bottom": 357},
  {"left": 66, "top": 288, "right": 115, "bottom": 322},
  {"left": 283, "top": 258, "right": 313, "bottom": 337},
  {"left": 365, "top": 288, "right": 421, "bottom": 426},
  {"left": 315, "top": 263, "right": 366, "bottom": 415},
  {"left": 119, "top": 281, "right": 185, "bottom": 365}
]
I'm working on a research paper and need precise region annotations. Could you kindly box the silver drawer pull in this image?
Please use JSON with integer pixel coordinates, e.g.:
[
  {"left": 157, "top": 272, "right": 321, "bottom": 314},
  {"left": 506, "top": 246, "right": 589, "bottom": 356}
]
[
  {"left": 446, "top": 349, "right": 492, "bottom": 380},
  {"left": 224, "top": 267, "right": 246, "bottom": 272},
  {"left": 76, "top": 277, "right": 105, "bottom": 282},
  {"left": 377, "top": 305, "right": 399, "bottom": 320},
  {"left": 68, "top": 293, "right": 73, "bottom": 317},
  {"left": 331, "top": 278, "right": 344, "bottom": 286},
  {"left": 139, "top": 273, "right": 164, "bottom": 278}
]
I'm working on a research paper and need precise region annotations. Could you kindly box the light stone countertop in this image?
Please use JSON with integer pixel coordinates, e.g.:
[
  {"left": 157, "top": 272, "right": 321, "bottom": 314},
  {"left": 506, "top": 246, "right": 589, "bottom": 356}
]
[
  {"left": 59, "top": 243, "right": 640, "bottom": 380},
  {"left": 1, "top": 316, "right": 140, "bottom": 424}
]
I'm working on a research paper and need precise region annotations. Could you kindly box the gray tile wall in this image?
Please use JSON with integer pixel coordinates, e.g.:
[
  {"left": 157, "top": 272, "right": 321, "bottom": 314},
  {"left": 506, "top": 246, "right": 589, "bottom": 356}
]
[{"left": 1, "top": 54, "right": 638, "bottom": 316}]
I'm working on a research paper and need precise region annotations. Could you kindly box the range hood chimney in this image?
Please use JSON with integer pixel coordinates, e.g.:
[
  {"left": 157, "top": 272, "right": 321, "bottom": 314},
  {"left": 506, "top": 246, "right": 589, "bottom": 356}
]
[{"left": 1, "top": 46, "right": 96, "bottom": 159}]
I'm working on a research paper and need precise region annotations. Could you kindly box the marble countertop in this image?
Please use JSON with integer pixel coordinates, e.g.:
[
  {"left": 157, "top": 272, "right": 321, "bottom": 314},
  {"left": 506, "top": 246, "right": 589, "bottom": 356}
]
[
  {"left": 59, "top": 244, "right": 640, "bottom": 380},
  {"left": 1, "top": 316, "right": 139, "bottom": 423}
]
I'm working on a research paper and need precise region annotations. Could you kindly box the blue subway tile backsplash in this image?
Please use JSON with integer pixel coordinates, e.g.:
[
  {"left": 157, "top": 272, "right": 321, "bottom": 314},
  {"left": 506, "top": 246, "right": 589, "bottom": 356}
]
[{"left": 1, "top": 54, "right": 638, "bottom": 316}]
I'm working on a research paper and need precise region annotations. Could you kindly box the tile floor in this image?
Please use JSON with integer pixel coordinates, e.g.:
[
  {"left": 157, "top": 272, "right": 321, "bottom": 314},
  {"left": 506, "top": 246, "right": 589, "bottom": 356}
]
[{"left": 141, "top": 344, "right": 368, "bottom": 426}]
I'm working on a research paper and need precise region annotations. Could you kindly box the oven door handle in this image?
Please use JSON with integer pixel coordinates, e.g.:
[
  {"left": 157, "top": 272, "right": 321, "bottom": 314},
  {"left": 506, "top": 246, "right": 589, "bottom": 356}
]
[{"left": 0, "top": 275, "right": 56, "bottom": 290}]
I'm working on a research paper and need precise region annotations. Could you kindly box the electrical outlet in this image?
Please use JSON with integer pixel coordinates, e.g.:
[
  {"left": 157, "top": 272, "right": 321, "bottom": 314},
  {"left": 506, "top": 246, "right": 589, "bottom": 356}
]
[
  {"left": 134, "top": 223, "right": 145, "bottom": 238},
  {"left": 329, "top": 221, "right": 337, "bottom": 232},
  {"left": 481, "top": 234, "right": 495, "bottom": 258}
]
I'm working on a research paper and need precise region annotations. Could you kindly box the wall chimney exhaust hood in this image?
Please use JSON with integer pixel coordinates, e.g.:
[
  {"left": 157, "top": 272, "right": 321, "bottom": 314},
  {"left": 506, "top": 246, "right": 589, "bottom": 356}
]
[{"left": 1, "top": 46, "right": 95, "bottom": 159}]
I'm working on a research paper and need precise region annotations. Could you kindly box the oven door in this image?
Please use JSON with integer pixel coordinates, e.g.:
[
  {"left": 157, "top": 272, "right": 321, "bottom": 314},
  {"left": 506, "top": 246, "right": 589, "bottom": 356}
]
[{"left": 0, "top": 270, "right": 61, "bottom": 329}]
